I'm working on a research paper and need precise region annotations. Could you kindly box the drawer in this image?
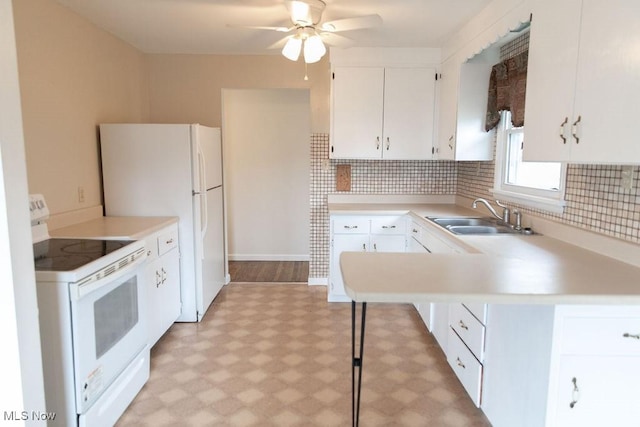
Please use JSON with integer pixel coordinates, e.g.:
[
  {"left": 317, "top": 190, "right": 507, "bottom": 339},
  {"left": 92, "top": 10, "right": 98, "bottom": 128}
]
[
  {"left": 463, "top": 303, "right": 488, "bottom": 325},
  {"left": 447, "top": 328, "right": 483, "bottom": 407},
  {"left": 370, "top": 216, "right": 405, "bottom": 235},
  {"left": 559, "top": 316, "right": 640, "bottom": 356},
  {"left": 157, "top": 227, "right": 179, "bottom": 256},
  {"left": 450, "top": 303, "right": 486, "bottom": 361},
  {"left": 332, "top": 217, "right": 370, "bottom": 234}
]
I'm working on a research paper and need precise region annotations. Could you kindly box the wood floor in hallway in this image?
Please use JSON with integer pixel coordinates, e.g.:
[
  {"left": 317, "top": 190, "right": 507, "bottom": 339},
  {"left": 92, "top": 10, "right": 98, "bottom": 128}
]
[{"left": 229, "top": 261, "right": 309, "bottom": 282}]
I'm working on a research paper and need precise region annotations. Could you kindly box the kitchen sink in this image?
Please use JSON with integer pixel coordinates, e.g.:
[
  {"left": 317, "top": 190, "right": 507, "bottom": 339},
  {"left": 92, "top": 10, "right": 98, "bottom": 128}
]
[
  {"left": 426, "top": 216, "right": 526, "bottom": 235},
  {"left": 430, "top": 217, "right": 499, "bottom": 228},
  {"left": 447, "top": 225, "right": 518, "bottom": 235}
]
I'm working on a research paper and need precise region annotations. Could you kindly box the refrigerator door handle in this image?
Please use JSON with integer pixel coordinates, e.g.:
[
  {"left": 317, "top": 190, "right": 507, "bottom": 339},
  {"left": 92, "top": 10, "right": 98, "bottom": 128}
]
[{"left": 198, "top": 148, "right": 209, "bottom": 251}]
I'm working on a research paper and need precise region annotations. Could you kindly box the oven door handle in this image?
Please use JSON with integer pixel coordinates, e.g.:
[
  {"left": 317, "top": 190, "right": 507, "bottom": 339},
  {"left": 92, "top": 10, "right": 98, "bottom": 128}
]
[{"left": 72, "top": 252, "right": 147, "bottom": 300}]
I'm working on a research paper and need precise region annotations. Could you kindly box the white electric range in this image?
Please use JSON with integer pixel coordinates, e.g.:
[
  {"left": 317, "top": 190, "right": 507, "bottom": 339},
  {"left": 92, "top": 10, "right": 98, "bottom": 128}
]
[{"left": 30, "top": 194, "right": 149, "bottom": 427}]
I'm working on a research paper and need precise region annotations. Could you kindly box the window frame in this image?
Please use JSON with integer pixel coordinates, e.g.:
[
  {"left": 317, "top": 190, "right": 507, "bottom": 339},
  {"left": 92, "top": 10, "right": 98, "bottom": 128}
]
[{"left": 491, "top": 111, "right": 567, "bottom": 214}]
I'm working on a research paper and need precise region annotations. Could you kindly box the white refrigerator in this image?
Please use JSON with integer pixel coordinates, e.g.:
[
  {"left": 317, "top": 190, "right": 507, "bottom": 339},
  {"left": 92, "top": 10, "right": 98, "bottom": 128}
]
[{"left": 100, "top": 123, "right": 226, "bottom": 322}]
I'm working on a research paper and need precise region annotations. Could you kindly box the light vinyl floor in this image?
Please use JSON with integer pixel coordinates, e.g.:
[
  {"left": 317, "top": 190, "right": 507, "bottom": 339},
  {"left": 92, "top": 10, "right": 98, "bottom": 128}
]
[{"left": 117, "top": 283, "right": 491, "bottom": 426}]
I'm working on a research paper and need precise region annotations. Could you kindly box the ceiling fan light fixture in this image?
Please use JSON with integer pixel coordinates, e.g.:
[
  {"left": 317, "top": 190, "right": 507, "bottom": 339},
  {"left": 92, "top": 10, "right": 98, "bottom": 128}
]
[
  {"left": 282, "top": 35, "right": 302, "bottom": 61},
  {"left": 303, "top": 33, "right": 326, "bottom": 63}
]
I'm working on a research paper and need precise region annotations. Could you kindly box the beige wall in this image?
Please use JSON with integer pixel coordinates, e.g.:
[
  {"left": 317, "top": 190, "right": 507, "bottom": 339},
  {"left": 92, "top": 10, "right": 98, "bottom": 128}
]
[
  {"left": 12, "top": 0, "right": 150, "bottom": 222},
  {"left": 223, "top": 89, "right": 310, "bottom": 260},
  {"left": 147, "top": 54, "right": 330, "bottom": 133}
]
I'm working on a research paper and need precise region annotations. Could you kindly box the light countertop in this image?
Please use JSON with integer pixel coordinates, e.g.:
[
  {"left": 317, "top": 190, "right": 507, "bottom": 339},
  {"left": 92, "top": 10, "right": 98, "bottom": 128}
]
[
  {"left": 332, "top": 199, "right": 640, "bottom": 305},
  {"left": 50, "top": 216, "right": 178, "bottom": 240}
]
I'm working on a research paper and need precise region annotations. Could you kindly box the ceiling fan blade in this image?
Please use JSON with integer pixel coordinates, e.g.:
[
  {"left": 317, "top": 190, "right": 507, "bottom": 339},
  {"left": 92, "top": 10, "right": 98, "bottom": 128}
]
[
  {"left": 321, "top": 14, "right": 382, "bottom": 32},
  {"left": 319, "top": 32, "right": 355, "bottom": 48},
  {"left": 266, "top": 37, "right": 289, "bottom": 50},
  {"left": 226, "top": 24, "right": 293, "bottom": 33}
]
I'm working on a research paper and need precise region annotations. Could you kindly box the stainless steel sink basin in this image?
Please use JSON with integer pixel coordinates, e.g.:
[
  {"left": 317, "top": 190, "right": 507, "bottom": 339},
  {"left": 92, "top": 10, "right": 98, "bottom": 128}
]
[
  {"left": 447, "top": 225, "right": 518, "bottom": 235},
  {"left": 430, "top": 217, "right": 498, "bottom": 227},
  {"left": 426, "top": 216, "right": 525, "bottom": 235}
]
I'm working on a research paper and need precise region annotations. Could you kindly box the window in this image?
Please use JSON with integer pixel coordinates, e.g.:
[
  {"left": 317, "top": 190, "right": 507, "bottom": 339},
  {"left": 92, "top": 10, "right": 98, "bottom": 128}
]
[{"left": 493, "top": 111, "right": 567, "bottom": 214}]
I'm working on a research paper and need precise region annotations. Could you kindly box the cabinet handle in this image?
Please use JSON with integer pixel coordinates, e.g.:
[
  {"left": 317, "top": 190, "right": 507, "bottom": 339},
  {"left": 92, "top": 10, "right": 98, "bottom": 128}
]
[
  {"left": 386, "top": 137, "right": 390, "bottom": 150},
  {"left": 343, "top": 225, "right": 358, "bottom": 229},
  {"left": 362, "top": 243, "right": 366, "bottom": 252},
  {"left": 623, "top": 332, "right": 640, "bottom": 340},
  {"left": 448, "top": 135, "right": 454, "bottom": 150},
  {"left": 382, "top": 225, "right": 397, "bottom": 229},
  {"left": 569, "top": 377, "right": 580, "bottom": 408},
  {"left": 376, "top": 136, "right": 380, "bottom": 150},
  {"left": 161, "top": 268, "right": 167, "bottom": 284},
  {"left": 559, "top": 117, "right": 568, "bottom": 144},
  {"left": 147, "top": 250, "right": 152, "bottom": 257},
  {"left": 166, "top": 238, "right": 174, "bottom": 244},
  {"left": 456, "top": 357, "right": 466, "bottom": 369},
  {"left": 373, "top": 243, "right": 377, "bottom": 252},
  {"left": 572, "top": 115, "right": 582, "bottom": 144},
  {"left": 156, "top": 271, "right": 162, "bottom": 288},
  {"left": 412, "top": 228, "right": 419, "bottom": 234},
  {"left": 458, "top": 320, "right": 469, "bottom": 330}
]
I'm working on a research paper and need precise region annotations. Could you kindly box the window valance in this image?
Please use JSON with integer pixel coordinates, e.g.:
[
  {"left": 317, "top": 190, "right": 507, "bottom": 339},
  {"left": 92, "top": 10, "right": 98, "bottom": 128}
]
[{"left": 485, "top": 50, "right": 528, "bottom": 131}]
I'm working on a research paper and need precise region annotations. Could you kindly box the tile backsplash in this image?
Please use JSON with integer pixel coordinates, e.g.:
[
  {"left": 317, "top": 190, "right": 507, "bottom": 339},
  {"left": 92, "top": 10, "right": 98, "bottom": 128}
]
[{"left": 311, "top": 133, "right": 640, "bottom": 280}]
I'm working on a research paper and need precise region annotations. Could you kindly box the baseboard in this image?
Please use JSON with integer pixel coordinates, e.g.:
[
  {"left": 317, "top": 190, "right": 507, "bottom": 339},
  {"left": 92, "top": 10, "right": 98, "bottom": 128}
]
[
  {"left": 229, "top": 254, "right": 310, "bottom": 261},
  {"left": 308, "top": 277, "right": 328, "bottom": 286}
]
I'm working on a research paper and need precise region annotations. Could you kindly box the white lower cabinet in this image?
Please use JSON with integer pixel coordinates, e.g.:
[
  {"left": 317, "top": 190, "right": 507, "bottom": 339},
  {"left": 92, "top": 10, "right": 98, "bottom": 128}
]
[
  {"left": 329, "top": 214, "right": 406, "bottom": 302},
  {"left": 447, "top": 328, "right": 483, "bottom": 407},
  {"left": 482, "top": 304, "right": 640, "bottom": 427},
  {"left": 144, "top": 224, "right": 181, "bottom": 346}
]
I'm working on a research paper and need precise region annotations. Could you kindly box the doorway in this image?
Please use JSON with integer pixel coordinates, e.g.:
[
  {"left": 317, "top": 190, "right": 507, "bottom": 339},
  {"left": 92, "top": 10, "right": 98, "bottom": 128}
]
[{"left": 222, "top": 89, "right": 310, "bottom": 270}]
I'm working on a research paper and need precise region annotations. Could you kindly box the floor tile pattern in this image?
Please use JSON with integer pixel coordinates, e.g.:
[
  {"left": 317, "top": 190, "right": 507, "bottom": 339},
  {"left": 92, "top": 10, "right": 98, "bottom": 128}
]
[{"left": 117, "top": 284, "right": 491, "bottom": 426}]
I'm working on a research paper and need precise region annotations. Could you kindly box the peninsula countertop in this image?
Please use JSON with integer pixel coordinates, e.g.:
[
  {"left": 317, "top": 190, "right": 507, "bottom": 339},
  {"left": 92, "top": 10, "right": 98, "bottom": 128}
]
[{"left": 332, "top": 198, "right": 640, "bottom": 305}]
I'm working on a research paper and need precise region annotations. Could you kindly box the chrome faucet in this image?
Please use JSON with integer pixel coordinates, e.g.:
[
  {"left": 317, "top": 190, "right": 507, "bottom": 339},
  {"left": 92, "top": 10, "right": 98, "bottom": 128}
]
[{"left": 472, "top": 198, "right": 511, "bottom": 224}]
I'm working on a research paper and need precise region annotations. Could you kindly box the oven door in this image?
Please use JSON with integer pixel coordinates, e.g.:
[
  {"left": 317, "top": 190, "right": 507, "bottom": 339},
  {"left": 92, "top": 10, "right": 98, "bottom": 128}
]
[{"left": 70, "top": 260, "right": 148, "bottom": 414}]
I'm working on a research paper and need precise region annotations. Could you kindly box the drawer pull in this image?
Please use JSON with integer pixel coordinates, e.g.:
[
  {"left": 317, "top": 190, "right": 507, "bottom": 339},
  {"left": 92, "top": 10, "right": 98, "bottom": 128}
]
[
  {"left": 381, "top": 225, "right": 396, "bottom": 229},
  {"left": 623, "top": 332, "right": 640, "bottom": 340},
  {"left": 412, "top": 228, "right": 418, "bottom": 233},
  {"left": 362, "top": 244, "right": 366, "bottom": 252},
  {"left": 373, "top": 243, "right": 377, "bottom": 252},
  {"left": 456, "top": 357, "right": 465, "bottom": 369},
  {"left": 166, "top": 238, "right": 174, "bottom": 244},
  {"left": 343, "top": 225, "right": 358, "bottom": 229},
  {"left": 458, "top": 320, "right": 469, "bottom": 330},
  {"left": 569, "top": 377, "right": 580, "bottom": 409}
]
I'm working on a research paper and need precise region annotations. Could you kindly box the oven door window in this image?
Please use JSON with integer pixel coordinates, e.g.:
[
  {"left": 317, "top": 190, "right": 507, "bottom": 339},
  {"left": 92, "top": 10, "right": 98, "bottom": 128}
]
[{"left": 94, "top": 277, "right": 139, "bottom": 358}]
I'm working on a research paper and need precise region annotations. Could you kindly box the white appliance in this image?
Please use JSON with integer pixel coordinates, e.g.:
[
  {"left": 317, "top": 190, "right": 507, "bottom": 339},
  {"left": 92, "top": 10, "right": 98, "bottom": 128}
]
[
  {"left": 100, "top": 123, "right": 226, "bottom": 322},
  {"left": 30, "top": 194, "right": 149, "bottom": 427}
]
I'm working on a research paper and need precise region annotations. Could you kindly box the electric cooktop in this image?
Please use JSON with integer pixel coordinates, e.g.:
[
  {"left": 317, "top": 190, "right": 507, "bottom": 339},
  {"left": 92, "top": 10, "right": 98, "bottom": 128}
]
[{"left": 33, "top": 238, "right": 133, "bottom": 272}]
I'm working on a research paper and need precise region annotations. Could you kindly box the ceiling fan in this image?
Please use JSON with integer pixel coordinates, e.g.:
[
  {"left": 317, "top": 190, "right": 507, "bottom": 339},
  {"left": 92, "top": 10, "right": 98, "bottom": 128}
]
[{"left": 232, "top": 0, "right": 383, "bottom": 64}]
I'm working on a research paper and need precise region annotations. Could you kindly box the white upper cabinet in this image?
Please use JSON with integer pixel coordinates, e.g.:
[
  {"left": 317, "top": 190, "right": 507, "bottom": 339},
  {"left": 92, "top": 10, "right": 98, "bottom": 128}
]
[
  {"left": 524, "top": 0, "right": 640, "bottom": 163},
  {"left": 331, "top": 67, "right": 385, "bottom": 159},
  {"left": 437, "top": 56, "right": 495, "bottom": 161},
  {"left": 330, "top": 66, "right": 437, "bottom": 160}
]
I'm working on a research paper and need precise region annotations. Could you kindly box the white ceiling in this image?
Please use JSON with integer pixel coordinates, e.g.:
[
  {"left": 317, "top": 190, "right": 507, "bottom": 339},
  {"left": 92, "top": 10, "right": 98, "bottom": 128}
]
[{"left": 54, "top": 0, "right": 494, "bottom": 55}]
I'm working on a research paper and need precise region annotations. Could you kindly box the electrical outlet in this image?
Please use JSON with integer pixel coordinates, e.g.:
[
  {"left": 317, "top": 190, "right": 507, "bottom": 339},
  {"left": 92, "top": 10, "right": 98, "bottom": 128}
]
[
  {"left": 621, "top": 165, "right": 634, "bottom": 190},
  {"left": 78, "top": 186, "right": 85, "bottom": 203}
]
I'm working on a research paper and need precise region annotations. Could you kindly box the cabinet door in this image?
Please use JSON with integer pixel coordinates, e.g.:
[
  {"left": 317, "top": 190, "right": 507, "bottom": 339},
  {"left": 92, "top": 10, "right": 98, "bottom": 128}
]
[
  {"left": 330, "top": 234, "right": 370, "bottom": 300},
  {"left": 370, "top": 234, "right": 406, "bottom": 253},
  {"left": 437, "top": 58, "right": 460, "bottom": 160},
  {"left": 157, "top": 248, "right": 181, "bottom": 341},
  {"left": 570, "top": 1, "right": 640, "bottom": 163},
  {"left": 331, "top": 67, "right": 384, "bottom": 159},
  {"left": 549, "top": 355, "right": 640, "bottom": 427},
  {"left": 523, "top": 0, "right": 581, "bottom": 162},
  {"left": 383, "top": 68, "right": 436, "bottom": 160},
  {"left": 145, "top": 257, "right": 163, "bottom": 345}
]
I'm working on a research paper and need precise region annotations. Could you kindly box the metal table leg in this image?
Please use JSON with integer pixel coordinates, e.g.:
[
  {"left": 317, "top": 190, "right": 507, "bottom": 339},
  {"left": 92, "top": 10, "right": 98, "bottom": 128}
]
[{"left": 352, "top": 301, "right": 367, "bottom": 427}]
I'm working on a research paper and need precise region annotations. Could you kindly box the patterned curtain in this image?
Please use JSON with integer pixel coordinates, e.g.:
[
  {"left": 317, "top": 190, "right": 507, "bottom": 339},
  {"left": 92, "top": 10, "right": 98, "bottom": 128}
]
[{"left": 485, "top": 50, "right": 529, "bottom": 131}]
